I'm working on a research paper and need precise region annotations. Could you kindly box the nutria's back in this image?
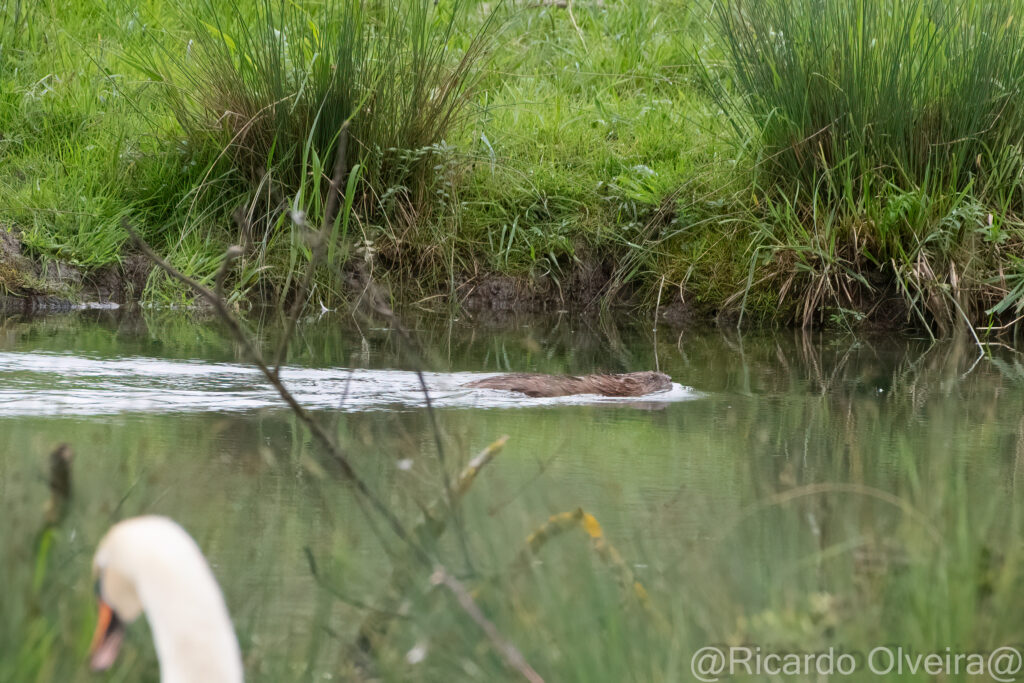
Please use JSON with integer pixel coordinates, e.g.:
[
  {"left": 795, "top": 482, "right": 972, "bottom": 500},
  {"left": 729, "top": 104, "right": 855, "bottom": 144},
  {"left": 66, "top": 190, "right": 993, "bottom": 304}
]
[{"left": 464, "top": 371, "right": 672, "bottom": 398}]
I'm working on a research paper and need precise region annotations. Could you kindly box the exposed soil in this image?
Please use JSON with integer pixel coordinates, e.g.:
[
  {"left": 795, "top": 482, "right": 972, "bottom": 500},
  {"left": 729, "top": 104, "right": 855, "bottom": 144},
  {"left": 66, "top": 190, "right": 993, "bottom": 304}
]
[
  {"left": 456, "top": 255, "right": 622, "bottom": 313},
  {"left": 0, "top": 227, "right": 920, "bottom": 331},
  {"left": 0, "top": 228, "right": 151, "bottom": 313},
  {"left": 0, "top": 228, "right": 28, "bottom": 283}
]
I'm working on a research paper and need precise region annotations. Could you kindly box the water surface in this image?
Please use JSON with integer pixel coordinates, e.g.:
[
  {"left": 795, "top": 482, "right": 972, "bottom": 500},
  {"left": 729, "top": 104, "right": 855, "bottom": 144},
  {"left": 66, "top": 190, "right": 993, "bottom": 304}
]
[
  {"left": 4, "top": 310, "right": 1024, "bottom": 681},
  {"left": 0, "top": 351, "right": 694, "bottom": 416}
]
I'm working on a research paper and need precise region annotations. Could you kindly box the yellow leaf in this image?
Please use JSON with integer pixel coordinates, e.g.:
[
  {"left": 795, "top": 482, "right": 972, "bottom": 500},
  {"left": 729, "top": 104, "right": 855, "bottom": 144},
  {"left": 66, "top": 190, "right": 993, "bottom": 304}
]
[{"left": 581, "top": 512, "right": 603, "bottom": 539}]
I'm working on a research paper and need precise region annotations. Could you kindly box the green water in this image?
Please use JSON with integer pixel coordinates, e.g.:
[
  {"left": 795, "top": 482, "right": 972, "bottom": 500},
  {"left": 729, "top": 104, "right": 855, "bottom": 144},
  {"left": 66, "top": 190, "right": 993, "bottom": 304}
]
[{"left": 4, "top": 310, "right": 1024, "bottom": 682}]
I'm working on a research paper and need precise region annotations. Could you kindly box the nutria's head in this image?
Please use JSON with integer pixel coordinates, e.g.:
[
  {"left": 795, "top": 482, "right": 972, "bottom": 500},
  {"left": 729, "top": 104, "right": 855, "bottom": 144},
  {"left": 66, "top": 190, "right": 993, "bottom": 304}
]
[
  {"left": 572, "top": 371, "right": 672, "bottom": 396},
  {"left": 616, "top": 371, "right": 672, "bottom": 395}
]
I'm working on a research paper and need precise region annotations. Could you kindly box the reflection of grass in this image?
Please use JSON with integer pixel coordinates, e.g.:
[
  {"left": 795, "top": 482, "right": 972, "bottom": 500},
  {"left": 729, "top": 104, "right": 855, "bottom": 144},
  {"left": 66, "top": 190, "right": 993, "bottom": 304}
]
[{"left": 5, "top": 316, "right": 1024, "bottom": 680}]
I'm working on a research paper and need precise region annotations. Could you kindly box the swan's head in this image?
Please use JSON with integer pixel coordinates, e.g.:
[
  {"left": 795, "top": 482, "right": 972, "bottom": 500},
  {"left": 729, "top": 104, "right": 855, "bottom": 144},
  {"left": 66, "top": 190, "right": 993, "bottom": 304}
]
[{"left": 89, "top": 516, "right": 242, "bottom": 681}]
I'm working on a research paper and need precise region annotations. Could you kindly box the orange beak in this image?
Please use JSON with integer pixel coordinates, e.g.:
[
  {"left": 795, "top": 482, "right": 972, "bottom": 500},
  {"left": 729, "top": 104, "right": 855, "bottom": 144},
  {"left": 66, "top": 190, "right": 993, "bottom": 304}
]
[{"left": 89, "top": 599, "right": 125, "bottom": 671}]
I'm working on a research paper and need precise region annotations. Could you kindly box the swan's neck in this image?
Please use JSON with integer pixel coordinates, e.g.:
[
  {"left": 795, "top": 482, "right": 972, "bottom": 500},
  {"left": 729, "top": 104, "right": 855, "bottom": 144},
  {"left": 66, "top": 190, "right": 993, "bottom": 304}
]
[{"left": 136, "top": 556, "right": 244, "bottom": 683}]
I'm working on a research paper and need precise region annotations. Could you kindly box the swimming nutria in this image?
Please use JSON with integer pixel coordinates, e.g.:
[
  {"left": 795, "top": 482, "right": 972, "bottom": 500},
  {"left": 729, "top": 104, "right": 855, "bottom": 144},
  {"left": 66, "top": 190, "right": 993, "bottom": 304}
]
[{"left": 464, "top": 371, "right": 672, "bottom": 398}]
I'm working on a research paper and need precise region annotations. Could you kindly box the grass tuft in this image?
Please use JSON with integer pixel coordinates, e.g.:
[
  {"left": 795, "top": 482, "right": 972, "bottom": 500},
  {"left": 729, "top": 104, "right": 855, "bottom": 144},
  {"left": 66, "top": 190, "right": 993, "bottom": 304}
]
[
  {"left": 709, "top": 0, "right": 1024, "bottom": 203},
  {"left": 138, "top": 0, "right": 497, "bottom": 238}
]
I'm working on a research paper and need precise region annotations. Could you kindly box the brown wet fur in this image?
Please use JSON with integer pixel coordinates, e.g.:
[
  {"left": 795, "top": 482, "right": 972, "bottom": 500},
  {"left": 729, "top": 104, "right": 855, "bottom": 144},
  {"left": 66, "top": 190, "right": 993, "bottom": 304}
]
[{"left": 464, "top": 371, "right": 672, "bottom": 398}]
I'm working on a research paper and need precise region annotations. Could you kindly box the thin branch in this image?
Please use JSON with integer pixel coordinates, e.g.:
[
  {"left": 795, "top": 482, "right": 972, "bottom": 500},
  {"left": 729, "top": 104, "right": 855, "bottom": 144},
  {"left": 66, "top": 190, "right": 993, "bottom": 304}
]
[
  {"left": 356, "top": 436, "right": 509, "bottom": 652},
  {"left": 414, "top": 367, "right": 474, "bottom": 570},
  {"left": 487, "top": 454, "right": 556, "bottom": 517},
  {"left": 357, "top": 283, "right": 476, "bottom": 574},
  {"left": 303, "top": 547, "right": 409, "bottom": 618},
  {"left": 431, "top": 567, "right": 545, "bottom": 683},
  {"left": 123, "top": 217, "right": 433, "bottom": 567},
  {"left": 127, "top": 221, "right": 542, "bottom": 681},
  {"left": 977, "top": 312, "right": 1024, "bottom": 333}
]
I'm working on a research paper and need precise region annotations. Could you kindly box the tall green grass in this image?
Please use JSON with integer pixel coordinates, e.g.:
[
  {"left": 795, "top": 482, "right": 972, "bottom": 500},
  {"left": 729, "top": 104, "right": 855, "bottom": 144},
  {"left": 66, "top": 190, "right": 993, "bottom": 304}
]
[
  {"left": 710, "top": 0, "right": 1024, "bottom": 204},
  {"left": 703, "top": 0, "right": 1024, "bottom": 327},
  {"left": 137, "top": 0, "right": 495, "bottom": 235},
  {"left": 15, "top": 0, "right": 1024, "bottom": 326}
]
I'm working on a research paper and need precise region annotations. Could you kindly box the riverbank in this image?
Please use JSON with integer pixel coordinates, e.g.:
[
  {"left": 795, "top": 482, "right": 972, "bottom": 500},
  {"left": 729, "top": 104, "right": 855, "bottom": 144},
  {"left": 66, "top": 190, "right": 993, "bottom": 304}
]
[{"left": 4, "top": 0, "right": 1024, "bottom": 332}]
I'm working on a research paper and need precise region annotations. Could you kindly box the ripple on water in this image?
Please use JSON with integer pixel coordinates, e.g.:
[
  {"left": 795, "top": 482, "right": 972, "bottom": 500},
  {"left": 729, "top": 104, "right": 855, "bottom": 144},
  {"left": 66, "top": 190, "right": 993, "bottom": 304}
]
[{"left": 0, "top": 352, "right": 699, "bottom": 417}]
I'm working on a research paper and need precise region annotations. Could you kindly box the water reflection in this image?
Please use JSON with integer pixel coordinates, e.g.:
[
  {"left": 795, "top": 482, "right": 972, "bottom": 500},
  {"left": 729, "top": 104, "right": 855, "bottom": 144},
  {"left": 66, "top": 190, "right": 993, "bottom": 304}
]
[{"left": 4, "top": 309, "right": 1024, "bottom": 682}]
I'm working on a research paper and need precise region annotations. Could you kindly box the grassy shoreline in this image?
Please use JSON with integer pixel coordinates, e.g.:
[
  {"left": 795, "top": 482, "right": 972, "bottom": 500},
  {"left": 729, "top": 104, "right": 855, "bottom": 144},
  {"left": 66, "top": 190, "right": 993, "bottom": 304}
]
[{"left": 4, "top": 0, "right": 1024, "bottom": 332}]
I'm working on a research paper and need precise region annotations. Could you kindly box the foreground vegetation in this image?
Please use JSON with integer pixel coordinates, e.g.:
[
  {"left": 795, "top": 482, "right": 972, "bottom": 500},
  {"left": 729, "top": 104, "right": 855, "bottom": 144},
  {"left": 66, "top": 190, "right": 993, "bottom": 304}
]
[
  {"left": 5, "top": 311, "right": 1024, "bottom": 680},
  {"left": 6, "top": 0, "right": 1024, "bottom": 331}
]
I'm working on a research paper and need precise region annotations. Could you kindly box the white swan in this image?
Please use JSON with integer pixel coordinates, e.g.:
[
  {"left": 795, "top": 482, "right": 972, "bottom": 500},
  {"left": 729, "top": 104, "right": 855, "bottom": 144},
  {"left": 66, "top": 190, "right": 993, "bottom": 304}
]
[{"left": 89, "top": 515, "right": 243, "bottom": 683}]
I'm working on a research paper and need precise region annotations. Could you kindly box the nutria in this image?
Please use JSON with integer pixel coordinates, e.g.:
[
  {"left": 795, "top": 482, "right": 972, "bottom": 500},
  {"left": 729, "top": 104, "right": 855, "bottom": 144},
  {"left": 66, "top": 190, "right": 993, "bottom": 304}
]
[{"left": 464, "top": 371, "right": 672, "bottom": 398}]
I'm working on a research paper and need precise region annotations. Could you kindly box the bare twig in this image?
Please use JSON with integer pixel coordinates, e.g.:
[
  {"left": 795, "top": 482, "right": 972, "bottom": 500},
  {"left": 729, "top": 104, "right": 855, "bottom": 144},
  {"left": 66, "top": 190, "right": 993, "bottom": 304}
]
[
  {"left": 487, "top": 454, "right": 557, "bottom": 517},
  {"left": 431, "top": 567, "right": 546, "bottom": 683},
  {"left": 356, "top": 282, "right": 476, "bottom": 573},
  {"left": 127, "top": 220, "right": 542, "bottom": 682},
  {"left": 303, "top": 547, "right": 409, "bottom": 618},
  {"left": 123, "top": 217, "right": 433, "bottom": 567},
  {"left": 356, "top": 436, "right": 509, "bottom": 652},
  {"left": 977, "top": 312, "right": 1024, "bottom": 333}
]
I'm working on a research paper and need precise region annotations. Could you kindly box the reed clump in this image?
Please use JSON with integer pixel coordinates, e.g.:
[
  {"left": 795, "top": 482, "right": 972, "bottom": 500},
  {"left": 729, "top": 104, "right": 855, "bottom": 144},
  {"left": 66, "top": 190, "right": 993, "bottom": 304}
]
[
  {"left": 142, "top": 0, "right": 494, "bottom": 233},
  {"left": 705, "top": 0, "right": 1024, "bottom": 328},
  {"left": 711, "top": 0, "right": 1024, "bottom": 204}
]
